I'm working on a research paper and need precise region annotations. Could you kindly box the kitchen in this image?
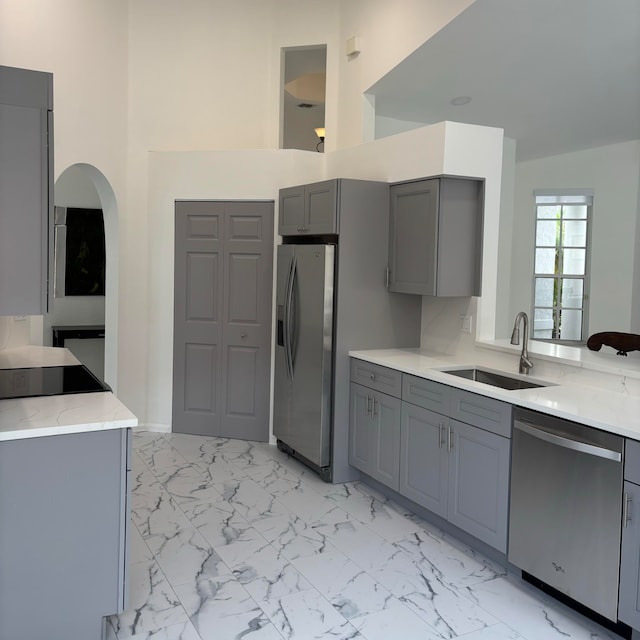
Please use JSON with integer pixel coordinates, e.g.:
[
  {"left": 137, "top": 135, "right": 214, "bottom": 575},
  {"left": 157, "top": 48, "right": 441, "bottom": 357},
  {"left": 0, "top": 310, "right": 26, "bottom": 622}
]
[{"left": 1, "top": 0, "right": 640, "bottom": 639}]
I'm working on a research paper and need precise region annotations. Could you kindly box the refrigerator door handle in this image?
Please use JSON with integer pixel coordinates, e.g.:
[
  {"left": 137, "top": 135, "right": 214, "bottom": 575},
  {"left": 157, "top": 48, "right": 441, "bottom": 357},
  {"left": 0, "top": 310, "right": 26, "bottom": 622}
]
[
  {"left": 284, "top": 254, "right": 296, "bottom": 380},
  {"left": 289, "top": 256, "right": 299, "bottom": 376}
]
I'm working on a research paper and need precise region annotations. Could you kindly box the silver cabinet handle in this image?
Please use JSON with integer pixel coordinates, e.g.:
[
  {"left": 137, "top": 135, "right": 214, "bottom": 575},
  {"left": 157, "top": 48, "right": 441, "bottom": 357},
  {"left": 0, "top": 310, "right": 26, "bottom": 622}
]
[
  {"left": 370, "top": 373, "right": 376, "bottom": 381},
  {"left": 625, "top": 493, "right": 633, "bottom": 527},
  {"left": 373, "top": 398, "right": 378, "bottom": 417},
  {"left": 367, "top": 395, "right": 373, "bottom": 417},
  {"left": 448, "top": 425, "right": 453, "bottom": 452},
  {"left": 240, "top": 332, "right": 247, "bottom": 339},
  {"left": 438, "top": 423, "right": 444, "bottom": 449}
]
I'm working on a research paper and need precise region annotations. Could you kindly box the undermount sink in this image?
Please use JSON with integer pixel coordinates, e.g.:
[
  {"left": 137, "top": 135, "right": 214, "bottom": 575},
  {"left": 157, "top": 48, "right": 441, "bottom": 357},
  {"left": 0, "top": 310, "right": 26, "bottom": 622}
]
[{"left": 441, "top": 367, "right": 552, "bottom": 390}]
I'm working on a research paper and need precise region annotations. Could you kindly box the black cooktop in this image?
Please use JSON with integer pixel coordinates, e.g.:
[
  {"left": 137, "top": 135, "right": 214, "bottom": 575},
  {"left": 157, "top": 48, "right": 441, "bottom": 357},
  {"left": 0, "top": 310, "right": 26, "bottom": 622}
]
[{"left": 0, "top": 365, "right": 110, "bottom": 400}]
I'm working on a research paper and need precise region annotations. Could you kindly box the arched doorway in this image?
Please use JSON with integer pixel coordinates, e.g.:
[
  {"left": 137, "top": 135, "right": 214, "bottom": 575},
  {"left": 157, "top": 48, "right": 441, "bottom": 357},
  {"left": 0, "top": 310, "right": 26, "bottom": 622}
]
[{"left": 45, "top": 164, "right": 119, "bottom": 391}]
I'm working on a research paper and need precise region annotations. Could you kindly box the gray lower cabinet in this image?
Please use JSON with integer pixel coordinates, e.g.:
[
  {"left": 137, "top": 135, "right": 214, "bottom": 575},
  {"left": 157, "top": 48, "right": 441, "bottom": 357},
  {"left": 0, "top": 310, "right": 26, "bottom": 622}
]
[
  {"left": 398, "top": 401, "right": 510, "bottom": 552},
  {"left": 349, "top": 381, "right": 401, "bottom": 490},
  {"left": 399, "top": 402, "right": 448, "bottom": 516},
  {"left": 619, "top": 440, "right": 640, "bottom": 629},
  {"left": 0, "top": 65, "right": 53, "bottom": 315},
  {"left": 349, "top": 367, "right": 511, "bottom": 552},
  {"left": 0, "top": 428, "right": 131, "bottom": 640},
  {"left": 447, "top": 419, "right": 510, "bottom": 550},
  {"left": 388, "top": 176, "right": 484, "bottom": 297},
  {"left": 278, "top": 179, "right": 338, "bottom": 235}
]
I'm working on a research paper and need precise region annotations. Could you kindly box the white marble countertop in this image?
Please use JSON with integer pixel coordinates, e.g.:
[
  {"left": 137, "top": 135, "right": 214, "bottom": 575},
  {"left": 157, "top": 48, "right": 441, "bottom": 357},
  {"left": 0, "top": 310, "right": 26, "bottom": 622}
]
[
  {"left": 0, "top": 346, "right": 138, "bottom": 442},
  {"left": 349, "top": 348, "right": 640, "bottom": 441}
]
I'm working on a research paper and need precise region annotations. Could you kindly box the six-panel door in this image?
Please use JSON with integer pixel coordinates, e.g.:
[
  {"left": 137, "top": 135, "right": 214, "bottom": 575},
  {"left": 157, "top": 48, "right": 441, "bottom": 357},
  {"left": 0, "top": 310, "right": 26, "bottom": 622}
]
[{"left": 173, "top": 200, "right": 273, "bottom": 441}]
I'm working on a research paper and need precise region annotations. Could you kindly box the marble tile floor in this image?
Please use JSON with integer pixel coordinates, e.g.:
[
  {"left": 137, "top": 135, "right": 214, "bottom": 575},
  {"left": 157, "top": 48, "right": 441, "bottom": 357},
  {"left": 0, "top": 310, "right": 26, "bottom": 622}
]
[{"left": 106, "top": 430, "right": 626, "bottom": 640}]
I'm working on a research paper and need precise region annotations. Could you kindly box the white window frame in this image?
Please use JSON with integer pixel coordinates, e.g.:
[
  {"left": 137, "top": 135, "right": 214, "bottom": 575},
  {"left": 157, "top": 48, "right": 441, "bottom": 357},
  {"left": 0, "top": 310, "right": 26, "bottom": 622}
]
[{"left": 531, "top": 189, "right": 592, "bottom": 344}]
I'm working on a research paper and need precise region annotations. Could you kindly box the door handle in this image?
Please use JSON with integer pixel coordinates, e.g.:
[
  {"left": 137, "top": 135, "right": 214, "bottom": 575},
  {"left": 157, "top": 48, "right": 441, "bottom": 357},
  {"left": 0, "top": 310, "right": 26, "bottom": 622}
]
[
  {"left": 447, "top": 425, "right": 453, "bottom": 452},
  {"left": 625, "top": 492, "right": 633, "bottom": 527},
  {"left": 367, "top": 395, "right": 373, "bottom": 417},
  {"left": 438, "top": 423, "right": 444, "bottom": 449},
  {"left": 240, "top": 332, "right": 247, "bottom": 339},
  {"left": 283, "top": 256, "right": 295, "bottom": 380},
  {"left": 372, "top": 398, "right": 378, "bottom": 417}
]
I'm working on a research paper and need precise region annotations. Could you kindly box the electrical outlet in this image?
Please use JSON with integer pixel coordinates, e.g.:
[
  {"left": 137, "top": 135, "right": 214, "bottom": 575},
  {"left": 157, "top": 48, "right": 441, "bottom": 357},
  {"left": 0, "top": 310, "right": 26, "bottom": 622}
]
[{"left": 460, "top": 314, "right": 473, "bottom": 333}]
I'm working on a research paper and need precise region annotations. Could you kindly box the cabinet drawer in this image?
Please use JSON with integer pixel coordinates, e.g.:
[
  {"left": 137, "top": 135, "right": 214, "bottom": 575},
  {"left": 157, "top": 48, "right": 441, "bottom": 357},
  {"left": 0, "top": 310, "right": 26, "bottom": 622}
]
[
  {"left": 626, "top": 439, "right": 640, "bottom": 484},
  {"left": 402, "top": 374, "right": 451, "bottom": 415},
  {"left": 450, "top": 388, "right": 512, "bottom": 438},
  {"left": 350, "top": 359, "right": 402, "bottom": 397}
]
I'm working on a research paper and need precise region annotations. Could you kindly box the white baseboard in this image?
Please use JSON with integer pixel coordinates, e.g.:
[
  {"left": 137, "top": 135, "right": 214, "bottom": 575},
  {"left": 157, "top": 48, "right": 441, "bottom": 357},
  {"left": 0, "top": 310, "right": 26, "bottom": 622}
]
[{"left": 134, "top": 423, "right": 171, "bottom": 433}]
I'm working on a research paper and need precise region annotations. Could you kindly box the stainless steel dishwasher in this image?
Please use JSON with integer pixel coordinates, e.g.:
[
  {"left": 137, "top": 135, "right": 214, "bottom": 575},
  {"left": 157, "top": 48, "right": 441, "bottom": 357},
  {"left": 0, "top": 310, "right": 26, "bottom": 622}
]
[{"left": 508, "top": 407, "right": 624, "bottom": 622}]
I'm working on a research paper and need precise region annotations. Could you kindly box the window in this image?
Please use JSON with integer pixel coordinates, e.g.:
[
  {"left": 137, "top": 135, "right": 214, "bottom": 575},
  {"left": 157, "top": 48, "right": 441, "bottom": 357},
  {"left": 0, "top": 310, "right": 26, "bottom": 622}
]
[{"left": 532, "top": 190, "right": 592, "bottom": 342}]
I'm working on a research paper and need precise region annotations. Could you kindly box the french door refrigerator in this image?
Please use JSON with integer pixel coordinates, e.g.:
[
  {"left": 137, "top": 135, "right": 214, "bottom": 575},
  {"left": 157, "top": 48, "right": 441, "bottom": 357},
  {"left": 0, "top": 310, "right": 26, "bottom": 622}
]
[{"left": 273, "top": 243, "right": 335, "bottom": 480}]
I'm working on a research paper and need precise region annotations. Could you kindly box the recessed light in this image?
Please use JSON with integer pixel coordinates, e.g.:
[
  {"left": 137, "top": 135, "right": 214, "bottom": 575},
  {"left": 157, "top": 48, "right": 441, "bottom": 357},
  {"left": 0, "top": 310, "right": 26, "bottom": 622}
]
[{"left": 450, "top": 96, "right": 472, "bottom": 106}]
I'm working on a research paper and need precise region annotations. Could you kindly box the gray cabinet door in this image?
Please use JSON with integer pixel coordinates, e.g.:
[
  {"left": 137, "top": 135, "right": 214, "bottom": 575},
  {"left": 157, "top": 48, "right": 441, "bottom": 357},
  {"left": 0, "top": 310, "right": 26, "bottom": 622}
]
[
  {"left": 388, "top": 179, "right": 439, "bottom": 295},
  {"left": 388, "top": 177, "right": 483, "bottom": 297},
  {"left": 349, "top": 383, "right": 401, "bottom": 490},
  {"left": 278, "top": 185, "right": 305, "bottom": 235},
  {"left": 173, "top": 201, "right": 273, "bottom": 441},
  {"left": 306, "top": 179, "right": 338, "bottom": 234},
  {"left": 349, "top": 382, "right": 373, "bottom": 475},
  {"left": 369, "top": 388, "right": 401, "bottom": 490},
  {"left": 0, "top": 66, "right": 52, "bottom": 316},
  {"left": 278, "top": 180, "right": 338, "bottom": 236},
  {"left": 619, "top": 481, "right": 640, "bottom": 628},
  {"left": 447, "top": 420, "right": 510, "bottom": 552},
  {"left": 0, "top": 428, "right": 129, "bottom": 640},
  {"left": 399, "top": 402, "right": 448, "bottom": 518}
]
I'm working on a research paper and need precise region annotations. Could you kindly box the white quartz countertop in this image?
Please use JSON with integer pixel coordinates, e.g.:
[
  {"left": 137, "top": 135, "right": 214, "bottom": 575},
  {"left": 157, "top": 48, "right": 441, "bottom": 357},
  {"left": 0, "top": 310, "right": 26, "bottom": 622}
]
[
  {"left": 349, "top": 348, "right": 640, "bottom": 441},
  {"left": 0, "top": 346, "right": 138, "bottom": 442}
]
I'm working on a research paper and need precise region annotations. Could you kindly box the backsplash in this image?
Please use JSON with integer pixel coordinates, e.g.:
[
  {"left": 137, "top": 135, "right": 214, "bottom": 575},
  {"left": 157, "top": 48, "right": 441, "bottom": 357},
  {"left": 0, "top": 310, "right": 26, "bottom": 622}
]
[
  {"left": 0, "top": 316, "right": 31, "bottom": 351},
  {"left": 420, "top": 296, "right": 640, "bottom": 399}
]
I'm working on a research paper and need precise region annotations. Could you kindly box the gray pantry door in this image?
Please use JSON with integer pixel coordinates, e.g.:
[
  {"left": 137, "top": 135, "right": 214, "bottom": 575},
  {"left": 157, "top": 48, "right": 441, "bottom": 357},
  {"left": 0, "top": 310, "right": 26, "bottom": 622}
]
[{"left": 172, "top": 200, "right": 273, "bottom": 441}]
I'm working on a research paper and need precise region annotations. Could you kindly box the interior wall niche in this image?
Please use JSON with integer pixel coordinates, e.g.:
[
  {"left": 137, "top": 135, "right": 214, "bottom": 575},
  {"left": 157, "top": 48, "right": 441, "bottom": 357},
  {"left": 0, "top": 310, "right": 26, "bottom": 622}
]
[{"left": 281, "top": 45, "right": 326, "bottom": 152}]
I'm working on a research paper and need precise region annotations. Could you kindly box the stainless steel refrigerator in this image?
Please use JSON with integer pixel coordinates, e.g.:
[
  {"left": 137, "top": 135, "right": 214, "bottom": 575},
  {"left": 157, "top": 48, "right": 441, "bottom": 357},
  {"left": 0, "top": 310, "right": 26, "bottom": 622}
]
[{"left": 273, "top": 243, "right": 335, "bottom": 480}]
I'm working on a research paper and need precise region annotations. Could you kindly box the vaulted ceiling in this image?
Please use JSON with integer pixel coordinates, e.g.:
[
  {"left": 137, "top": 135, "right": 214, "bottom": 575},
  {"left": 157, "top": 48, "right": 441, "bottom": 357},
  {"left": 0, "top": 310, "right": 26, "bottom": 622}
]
[{"left": 368, "top": 0, "right": 640, "bottom": 161}]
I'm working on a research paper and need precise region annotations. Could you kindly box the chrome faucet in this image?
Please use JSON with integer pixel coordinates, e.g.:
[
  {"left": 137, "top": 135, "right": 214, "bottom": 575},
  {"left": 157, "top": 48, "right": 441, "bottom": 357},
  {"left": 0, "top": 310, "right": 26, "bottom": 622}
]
[{"left": 510, "top": 311, "right": 533, "bottom": 375}]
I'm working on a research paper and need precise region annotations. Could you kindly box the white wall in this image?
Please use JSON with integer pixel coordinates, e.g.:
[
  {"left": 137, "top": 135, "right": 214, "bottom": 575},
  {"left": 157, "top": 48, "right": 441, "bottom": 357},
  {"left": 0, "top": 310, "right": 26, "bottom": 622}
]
[
  {"left": 146, "top": 122, "right": 503, "bottom": 430},
  {"left": 336, "top": 0, "right": 474, "bottom": 147},
  {"left": 0, "top": 0, "right": 491, "bottom": 426},
  {"left": 505, "top": 140, "right": 640, "bottom": 337}
]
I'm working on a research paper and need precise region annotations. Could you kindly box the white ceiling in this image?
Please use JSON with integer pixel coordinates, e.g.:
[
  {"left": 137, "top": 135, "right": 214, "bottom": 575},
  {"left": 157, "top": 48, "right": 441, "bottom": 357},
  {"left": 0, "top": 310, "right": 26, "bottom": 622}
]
[{"left": 368, "top": 0, "right": 640, "bottom": 161}]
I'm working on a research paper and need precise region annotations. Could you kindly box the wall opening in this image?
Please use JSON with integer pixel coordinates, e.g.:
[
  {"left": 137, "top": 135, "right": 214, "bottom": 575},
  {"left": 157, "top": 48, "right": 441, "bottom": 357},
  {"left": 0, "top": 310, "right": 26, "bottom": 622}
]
[
  {"left": 281, "top": 45, "right": 327, "bottom": 152},
  {"left": 45, "top": 163, "right": 119, "bottom": 390}
]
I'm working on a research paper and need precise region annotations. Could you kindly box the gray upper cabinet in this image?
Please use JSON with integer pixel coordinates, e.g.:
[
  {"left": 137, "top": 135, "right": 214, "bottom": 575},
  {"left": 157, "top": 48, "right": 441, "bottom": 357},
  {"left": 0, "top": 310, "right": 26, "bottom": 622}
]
[
  {"left": 0, "top": 65, "right": 53, "bottom": 316},
  {"left": 278, "top": 179, "right": 338, "bottom": 236},
  {"left": 388, "top": 176, "right": 484, "bottom": 297}
]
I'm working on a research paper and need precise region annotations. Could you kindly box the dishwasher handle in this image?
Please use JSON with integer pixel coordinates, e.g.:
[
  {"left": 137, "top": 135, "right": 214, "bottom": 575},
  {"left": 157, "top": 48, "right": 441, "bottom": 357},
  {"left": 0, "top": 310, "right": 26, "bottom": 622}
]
[{"left": 514, "top": 420, "right": 622, "bottom": 462}]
